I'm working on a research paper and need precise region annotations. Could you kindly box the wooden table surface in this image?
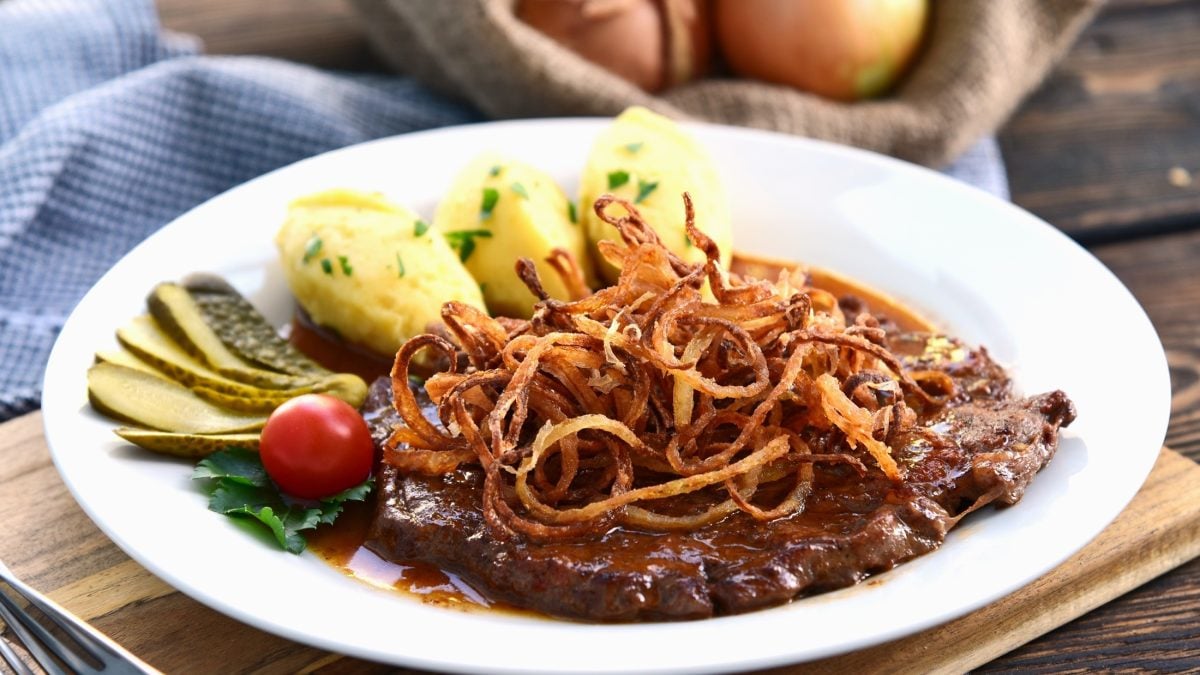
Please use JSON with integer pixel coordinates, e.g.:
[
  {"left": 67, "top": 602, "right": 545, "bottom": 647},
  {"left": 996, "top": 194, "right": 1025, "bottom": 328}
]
[{"left": 6, "top": 0, "right": 1198, "bottom": 672}]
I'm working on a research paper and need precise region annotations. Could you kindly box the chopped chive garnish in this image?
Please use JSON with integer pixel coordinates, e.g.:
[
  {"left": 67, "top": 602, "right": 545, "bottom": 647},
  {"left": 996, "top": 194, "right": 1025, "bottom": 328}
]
[
  {"left": 635, "top": 179, "right": 659, "bottom": 204},
  {"left": 445, "top": 229, "right": 494, "bottom": 263},
  {"left": 488, "top": 165, "right": 502, "bottom": 177},
  {"left": 302, "top": 236, "right": 323, "bottom": 264},
  {"left": 624, "top": 141, "right": 644, "bottom": 154},
  {"left": 320, "top": 258, "right": 333, "bottom": 275},
  {"left": 607, "top": 170, "right": 630, "bottom": 190},
  {"left": 413, "top": 219, "right": 430, "bottom": 237},
  {"left": 395, "top": 252, "right": 406, "bottom": 278},
  {"left": 567, "top": 199, "right": 578, "bottom": 224},
  {"left": 338, "top": 255, "right": 353, "bottom": 276},
  {"left": 511, "top": 182, "right": 529, "bottom": 199},
  {"left": 481, "top": 187, "right": 500, "bottom": 219},
  {"left": 684, "top": 233, "right": 693, "bottom": 248}
]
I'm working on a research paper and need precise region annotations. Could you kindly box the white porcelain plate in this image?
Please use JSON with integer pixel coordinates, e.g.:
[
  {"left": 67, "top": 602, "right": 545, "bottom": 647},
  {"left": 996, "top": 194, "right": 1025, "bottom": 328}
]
[{"left": 41, "top": 119, "right": 1170, "bottom": 674}]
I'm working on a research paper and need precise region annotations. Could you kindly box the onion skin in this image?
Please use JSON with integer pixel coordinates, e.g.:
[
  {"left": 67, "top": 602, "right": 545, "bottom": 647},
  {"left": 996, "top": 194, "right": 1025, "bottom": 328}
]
[
  {"left": 516, "top": 0, "right": 711, "bottom": 93},
  {"left": 714, "top": 0, "right": 929, "bottom": 101}
]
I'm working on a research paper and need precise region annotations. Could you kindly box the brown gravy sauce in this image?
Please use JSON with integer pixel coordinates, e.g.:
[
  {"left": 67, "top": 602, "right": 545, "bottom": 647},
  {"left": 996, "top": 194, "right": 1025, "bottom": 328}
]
[{"left": 296, "top": 252, "right": 934, "bottom": 611}]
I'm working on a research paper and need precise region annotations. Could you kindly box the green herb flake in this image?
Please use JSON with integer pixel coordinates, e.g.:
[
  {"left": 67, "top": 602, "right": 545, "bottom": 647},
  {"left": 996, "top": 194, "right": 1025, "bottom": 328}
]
[
  {"left": 607, "top": 170, "right": 630, "bottom": 190},
  {"left": 445, "top": 229, "right": 494, "bottom": 264},
  {"left": 635, "top": 178, "right": 659, "bottom": 204},
  {"left": 511, "top": 182, "right": 530, "bottom": 200},
  {"left": 684, "top": 233, "right": 693, "bottom": 248},
  {"left": 193, "top": 449, "right": 373, "bottom": 554},
  {"left": 320, "top": 258, "right": 333, "bottom": 275},
  {"left": 302, "top": 236, "right": 323, "bottom": 264},
  {"left": 488, "top": 164, "right": 502, "bottom": 177},
  {"left": 624, "top": 141, "right": 644, "bottom": 154},
  {"left": 395, "top": 252, "right": 406, "bottom": 278},
  {"left": 567, "top": 199, "right": 578, "bottom": 224},
  {"left": 479, "top": 282, "right": 488, "bottom": 295},
  {"left": 338, "top": 255, "right": 353, "bottom": 276},
  {"left": 413, "top": 219, "right": 430, "bottom": 237},
  {"left": 480, "top": 187, "right": 500, "bottom": 220}
]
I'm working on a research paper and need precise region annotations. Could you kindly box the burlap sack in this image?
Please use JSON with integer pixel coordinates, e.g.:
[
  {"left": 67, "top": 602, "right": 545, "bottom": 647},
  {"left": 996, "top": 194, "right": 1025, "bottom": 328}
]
[{"left": 350, "top": 0, "right": 1101, "bottom": 167}]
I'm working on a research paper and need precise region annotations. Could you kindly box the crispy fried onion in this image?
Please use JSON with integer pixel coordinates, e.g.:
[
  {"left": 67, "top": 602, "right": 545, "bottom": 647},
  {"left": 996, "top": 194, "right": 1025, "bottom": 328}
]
[{"left": 385, "top": 193, "right": 953, "bottom": 541}]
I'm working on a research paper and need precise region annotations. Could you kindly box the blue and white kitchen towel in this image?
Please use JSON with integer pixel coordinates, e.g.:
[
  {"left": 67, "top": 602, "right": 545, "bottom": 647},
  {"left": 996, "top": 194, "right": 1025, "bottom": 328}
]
[{"left": 0, "top": 0, "right": 1008, "bottom": 421}]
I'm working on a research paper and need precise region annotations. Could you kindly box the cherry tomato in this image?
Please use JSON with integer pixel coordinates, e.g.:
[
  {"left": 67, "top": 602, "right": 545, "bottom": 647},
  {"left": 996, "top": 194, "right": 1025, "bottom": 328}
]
[{"left": 259, "top": 394, "right": 373, "bottom": 500}]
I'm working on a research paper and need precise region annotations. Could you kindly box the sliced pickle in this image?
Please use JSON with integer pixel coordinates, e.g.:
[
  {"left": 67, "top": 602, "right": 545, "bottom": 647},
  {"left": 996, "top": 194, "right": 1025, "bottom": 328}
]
[
  {"left": 87, "top": 362, "right": 266, "bottom": 434},
  {"left": 114, "top": 427, "right": 260, "bottom": 458},
  {"left": 94, "top": 349, "right": 163, "bottom": 377},
  {"left": 146, "top": 283, "right": 315, "bottom": 389},
  {"left": 182, "top": 273, "right": 331, "bottom": 377},
  {"left": 117, "top": 315, "right": 367, "bottom": 410},
  {"left": 113, "top": 425, "right": 259, "bottom": 456}
]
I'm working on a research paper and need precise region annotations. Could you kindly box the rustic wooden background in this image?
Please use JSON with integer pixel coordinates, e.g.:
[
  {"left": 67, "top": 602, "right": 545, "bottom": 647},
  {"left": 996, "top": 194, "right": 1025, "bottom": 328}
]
[{"left": 5, "top": 0, "right": 1196, "bottom": 671}]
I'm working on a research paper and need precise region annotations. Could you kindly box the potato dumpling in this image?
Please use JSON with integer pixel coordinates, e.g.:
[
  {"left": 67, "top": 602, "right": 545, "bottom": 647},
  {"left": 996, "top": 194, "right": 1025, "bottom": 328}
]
[
  {"left": 434, "top": 153, "right": 593, "bottom": 318},
  {"left": 580, "top": 106, "right": 732, "bottom": 282},
  {"left": 276, "top": 189, "right": 484, "bottom": 358}
]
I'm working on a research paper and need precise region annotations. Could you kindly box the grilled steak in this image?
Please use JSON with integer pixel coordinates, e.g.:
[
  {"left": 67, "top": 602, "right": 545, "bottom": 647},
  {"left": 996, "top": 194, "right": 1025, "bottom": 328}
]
[{"left": 363, "top": 334, "right": 1075, "bottom": 621}]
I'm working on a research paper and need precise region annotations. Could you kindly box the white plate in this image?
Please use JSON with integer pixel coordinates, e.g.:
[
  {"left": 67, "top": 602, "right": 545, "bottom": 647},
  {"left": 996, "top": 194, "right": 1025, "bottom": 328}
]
[{"left": 42, "top": 119, "right": 1170, "bottom": 674}]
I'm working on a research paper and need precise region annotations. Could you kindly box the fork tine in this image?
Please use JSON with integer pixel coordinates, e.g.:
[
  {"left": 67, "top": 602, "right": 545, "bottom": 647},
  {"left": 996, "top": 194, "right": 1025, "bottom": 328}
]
[
  {"left": 0, "top": 590, "right": 74, "bottom": 675},
  {"left": 0, "top": 561, "right": 156, "bottom": 675},
  {"left": 0, "top": 593, "right": 69, "bottom": 675},
  {"left": 0, "top": 630, "right": 37, "bottom": 675}
]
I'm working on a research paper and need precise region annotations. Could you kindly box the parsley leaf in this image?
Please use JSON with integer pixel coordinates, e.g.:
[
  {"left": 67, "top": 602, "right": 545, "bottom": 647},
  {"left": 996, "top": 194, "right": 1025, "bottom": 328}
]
[
  {"left": 413, "top": 219, "right": 430, "bottom": 237},
  {"left": 395, "top": 252, "right": 406, "bottom": 278},
  {"left": 320, "top": 258, "right": 333, "bottom": 275},
  {"left": 607, "top": 170, "right": 630, "bottom": 190},
  {"left": 444, "top": 229, "right": 494, "bottom": 264},
  {"left": 511, "top": 182, "right": 529, "bottom": 200},
  {"left": 624, "top": 141, "right": 644, "bottom": 154},
  {"left": 481, "top": 187, "right": 500, "bottom": 219},
  {"left": 488, "top": 164, "right": 502, "bottom": 177},
  {"left": 567, "top": 199, "right": 578, "bottom": 224},
  {"left": 302, "top": 236, "right": 323, "bottom": 264},
  {"left": 635, "top": 178, "right": 659, "bottom": 204},
  {"left": 193, "top": 449, "right": 372, "bottom": 554},
  {"left": 338, "top": 255, "right": 353, "bottom": 276}
]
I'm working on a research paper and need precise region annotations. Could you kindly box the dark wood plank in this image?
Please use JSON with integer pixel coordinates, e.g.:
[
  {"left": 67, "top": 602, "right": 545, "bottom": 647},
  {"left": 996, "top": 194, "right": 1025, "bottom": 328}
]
[
  {"left": 1000, "top": 0, "right": 1200, "bottom": 240},
  {"left": 983, "top": 228, "right": 1200, "bottom": 671},
  {"left": 155, "top": 0, "right": 381, "bottom": 71}
]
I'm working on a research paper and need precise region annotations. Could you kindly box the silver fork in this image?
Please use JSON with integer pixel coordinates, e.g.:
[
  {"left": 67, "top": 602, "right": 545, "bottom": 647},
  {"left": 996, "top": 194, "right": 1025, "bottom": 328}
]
[{"left": 0, "top": 559, "right": 157, "bottom": 675}]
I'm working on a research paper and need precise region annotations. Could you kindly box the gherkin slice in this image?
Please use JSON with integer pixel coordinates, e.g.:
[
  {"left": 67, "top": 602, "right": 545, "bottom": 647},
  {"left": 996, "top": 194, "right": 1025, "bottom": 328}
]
[
  {"left": 114, "top": 427, "right": 260, "bottom": 458},
  {"left": 182, "top": 273, "right": 331, "bottom": 377},
  {"left": 87, "top": 362, "right": 267, "bottom": 434}
]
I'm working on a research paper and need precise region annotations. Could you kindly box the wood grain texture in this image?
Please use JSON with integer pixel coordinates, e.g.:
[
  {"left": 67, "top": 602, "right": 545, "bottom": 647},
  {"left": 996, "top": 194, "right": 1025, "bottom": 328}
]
[
  {"left": 999, "top": 0, "right": 1200, "bottom": 239},
  {"left": 2, "top": 411, "right": 1199, "bottom": 673},
  {"left": 155, "top": 0, "right": 380, "bottom": 71}
]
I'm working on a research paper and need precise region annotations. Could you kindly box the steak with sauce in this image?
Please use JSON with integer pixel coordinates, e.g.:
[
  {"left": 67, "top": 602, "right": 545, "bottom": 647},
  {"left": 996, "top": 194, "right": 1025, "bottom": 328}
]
[{"left": 363, "top": 333, "right": 1075, "bottom": 621}]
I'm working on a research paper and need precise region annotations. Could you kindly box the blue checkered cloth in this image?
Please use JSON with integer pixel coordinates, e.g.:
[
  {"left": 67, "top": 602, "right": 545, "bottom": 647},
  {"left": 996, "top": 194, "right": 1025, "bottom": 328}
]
[{"left": 0, "top": 0, "right": 1008, "bottom": 421}]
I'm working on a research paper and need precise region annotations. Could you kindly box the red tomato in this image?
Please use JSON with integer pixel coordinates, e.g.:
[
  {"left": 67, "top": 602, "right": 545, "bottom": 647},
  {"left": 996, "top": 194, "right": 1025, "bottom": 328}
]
[{"left": 259, "top": 394, "right": 373, "bottom": 500}]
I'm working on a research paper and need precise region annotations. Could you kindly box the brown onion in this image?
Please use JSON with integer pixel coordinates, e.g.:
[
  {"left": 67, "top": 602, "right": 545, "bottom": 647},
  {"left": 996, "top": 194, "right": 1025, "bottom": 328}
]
[
  {"left": 516, "top": 0, "right": 711, "bottom": 92},
  {"left": 714, "top": 0, "right": 928, "bottom": 101}
]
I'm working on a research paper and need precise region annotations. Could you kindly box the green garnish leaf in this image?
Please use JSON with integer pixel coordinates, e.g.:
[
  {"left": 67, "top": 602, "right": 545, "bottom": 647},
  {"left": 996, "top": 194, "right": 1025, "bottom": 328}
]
[
  {"left": 479, "top": 281, "right": 489, "bottom": 296},
  {"left": 193, "top": 449, "right": 373, "bottom": 554},
  {"left": 413, "top": 219, "right": 430, "bottom": 237},
  {"left": 635, "top": 179, "right": 659, "bottom": 204},
  {"left": 567, "top": 199, "right": 578, "bottom": 224},
  {"left": 624, "top": 141, "right": 644, "bottom": 154},
  {"left": 302, "top": 236, "right": 323, "bottom": 264},
  {"left": 194, "top": 448, "right": 268, "bottom": 486},
  {"left": 488, "top": 164, "right": 502, "bottom": 177},
  {"left": 607, "top": 170, "right": 630, "bottom": 190},
  {"left": 338, "top": 255, "right": 353, "bottom": 276},
  {"left": 320, "top": 258, "right": 333, "bottom": 275},
  {"left": 684, "top": 233, "right": 693, "bottom": 248},
  {"left": 481, "top": 187, "right": 500, "bottom": 219},
  {"left": 511, "top": 182, "right": 529, "bottom": 200},
  {"left": 444, "top": 229, "right": 494, "bottom": 263},
  {"left": 395, "top": 252, "right": 406, "bottom": 278}
]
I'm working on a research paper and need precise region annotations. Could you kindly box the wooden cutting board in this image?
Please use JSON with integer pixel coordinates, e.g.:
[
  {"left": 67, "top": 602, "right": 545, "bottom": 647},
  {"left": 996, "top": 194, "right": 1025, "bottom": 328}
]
[{"left": 2, "top": 410, "right": 1199, "bottom": 674}]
